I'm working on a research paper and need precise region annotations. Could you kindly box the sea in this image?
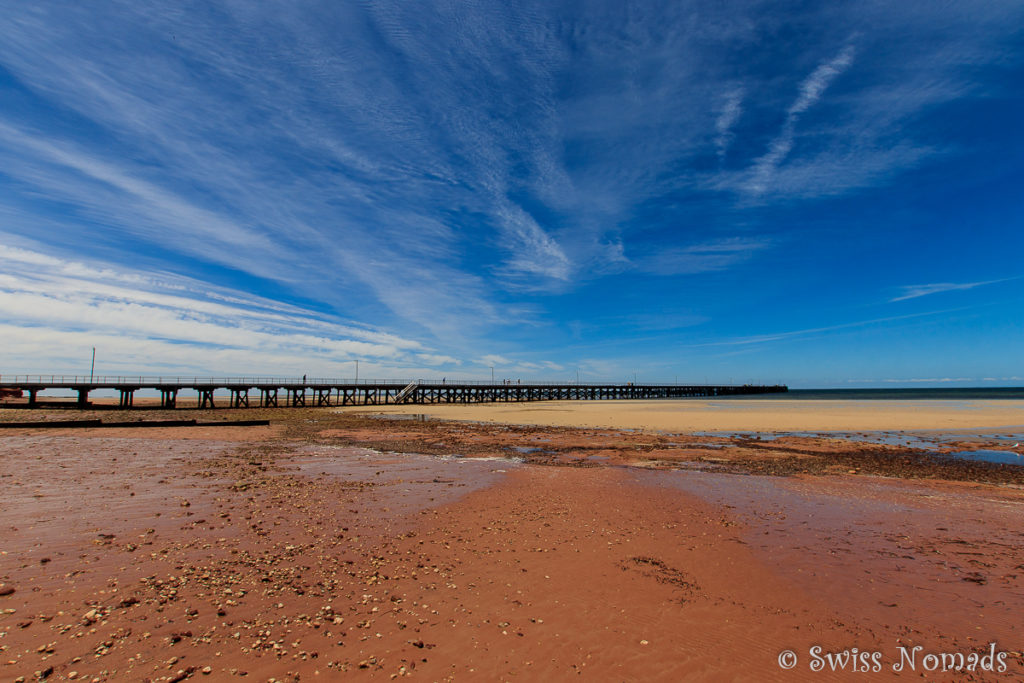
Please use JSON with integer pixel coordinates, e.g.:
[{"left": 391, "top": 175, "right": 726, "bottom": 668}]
[{"left": 731, "top": 387, "right": 1024, "bottom": 401}]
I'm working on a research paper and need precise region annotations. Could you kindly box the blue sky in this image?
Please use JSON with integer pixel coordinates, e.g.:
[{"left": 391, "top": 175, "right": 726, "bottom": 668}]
[{"left": 1, "top": 1, "right": 1022, "bottom": 387}]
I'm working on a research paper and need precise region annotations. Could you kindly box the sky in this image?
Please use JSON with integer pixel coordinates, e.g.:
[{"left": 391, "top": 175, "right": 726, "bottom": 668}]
[{"left": 1, "top": 1, "right": 1022, "bottom": 388}]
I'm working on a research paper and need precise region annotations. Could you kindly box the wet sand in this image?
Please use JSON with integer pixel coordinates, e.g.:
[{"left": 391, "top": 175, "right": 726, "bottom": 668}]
[
  {"left": 364, "top": 398, "right": 1024, "bottom": 433},
  {"left": 2, "top": 407, "right": 1023, "bottom": 681}
]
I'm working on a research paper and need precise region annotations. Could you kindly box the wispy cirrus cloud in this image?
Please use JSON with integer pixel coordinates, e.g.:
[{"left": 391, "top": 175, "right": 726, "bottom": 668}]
[
  {"left": 494, "top": 203, "right": 571, "bottom": 282},
  {"left": 0, "top": 244, "right": 466, "bottom": 377},
  {"left": 472, "top": 354, "right": 563, "bottom": 375},
  {"left": 0, "top": 2, "right": 535, "bottom": 339},
  {"left": 745, "top": 45, "right": 856, "bottom": 197},
  {"left": 0, "top": 1, "right": 1022, "bottom": 382},
  {"left": 635, "top": 238, "right": 771, "bottom": 276},
  {"left": 476, "top": 355, "right": 514, "bottom": 367},
  {"left": 715, "top": 87, "right": 745, "bottom": 161},
  {"left": 0, "top": 123, "right": 283, "bottom": 265},
  {"left": 684, "top": 308, "right": 970, "bottom": 349},
  {"left": 890, "top": 278, "right": 1016, "bottom": 302},
  {"left": 704, "top": 3, "right": 1024, "bottom": 204},
  {"left": 846, "top": 377, "right": 1003, "bottom": 384}
]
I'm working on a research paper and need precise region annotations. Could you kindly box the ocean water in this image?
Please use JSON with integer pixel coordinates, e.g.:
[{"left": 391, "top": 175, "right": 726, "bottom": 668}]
[{"left": 727, "top": 387, "right": 1024, "bottom": 401}]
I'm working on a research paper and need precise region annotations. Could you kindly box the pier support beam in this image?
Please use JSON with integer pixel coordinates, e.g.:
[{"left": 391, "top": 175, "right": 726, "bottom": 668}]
[
  {"left": 290, "top": 388, "right": 306, "bottom": 407},
  {"left": 160, "top": 389, "right": 177, "bottom": 408},
  {"left": 260, "top": 388, "right": 278, "bottom": 407},
  {"left": 28, "top": 388, "right": 39, "bottom": 406},
  {"left": 316, "top": 389, "right": 331, "bottom": 406},
  {"left": 231, "top": 389, "right": 249, "bottom": 408},
  {"left": 198, "top": 389, "right": 215, "bottom": 409},
  {"left": 119, "top": 389, "right": 135, "bottom": 408},
  {"left": 77, "top": 388, "right": 90, "bottom": 406}
]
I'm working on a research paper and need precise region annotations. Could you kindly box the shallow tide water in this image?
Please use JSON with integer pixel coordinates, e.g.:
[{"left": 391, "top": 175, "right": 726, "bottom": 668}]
[{"left": 692, "top": 428, "right": 1024, "bottom": 466}]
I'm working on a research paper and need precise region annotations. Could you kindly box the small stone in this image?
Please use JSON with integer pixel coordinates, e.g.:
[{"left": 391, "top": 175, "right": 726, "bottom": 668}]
[
  {"left": 68, "top": 673, "right": 78, "bottom": 680},
  {"left": 202, "top": 666, "right": 213, "bottom": 675},
  {"left": 0, "top": 584, "right": 14, "bottom": 597}
]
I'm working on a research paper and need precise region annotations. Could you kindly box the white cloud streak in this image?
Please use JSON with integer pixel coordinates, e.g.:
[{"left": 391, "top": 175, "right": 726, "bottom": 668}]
[
  {"left": 683, "top": 308, "right": 969, "bottom": 348},
  {"left": 890, "top": 278, "right": 1015, "bottom": 302},
  {"left": 846, "top": 377, "right": 994, "bottom": 383},
  {"left": 715, "top": 87, "right": 744, "bottom": 160},
  {"left": 0, "top": 245, "right": 485, "bottom": 377},
  {"left": 495, "top": 203, "right": 571, "bottom": 282},
  {"left": 746, "top": 45, "right": 856, "bottom": 196},
  {"left": 637, "top": 238, "right": 771, "bottom": 276}
]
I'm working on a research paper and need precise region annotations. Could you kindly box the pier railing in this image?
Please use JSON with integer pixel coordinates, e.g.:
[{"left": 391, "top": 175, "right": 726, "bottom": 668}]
[
  {"left": 2, "top": 375, "right": 408, "bottom": 385},
  {"left": 1, "top": 375, "right": 769, "bottom": 387}
]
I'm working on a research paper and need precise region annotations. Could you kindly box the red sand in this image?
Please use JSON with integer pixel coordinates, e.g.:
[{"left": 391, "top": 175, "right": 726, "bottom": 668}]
[{"left": 1, "top": 409, "right": 1023, "bottom": 681}]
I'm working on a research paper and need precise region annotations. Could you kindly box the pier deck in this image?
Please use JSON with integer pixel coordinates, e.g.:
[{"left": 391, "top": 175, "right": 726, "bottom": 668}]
[{"left": 0, "top": 376, "right": 787, "bottom": 409}]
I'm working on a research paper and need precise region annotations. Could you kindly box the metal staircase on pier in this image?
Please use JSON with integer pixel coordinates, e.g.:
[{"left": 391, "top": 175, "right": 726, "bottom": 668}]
[{"left": 393, "top": 381, "right": 419, "bottom": 404}]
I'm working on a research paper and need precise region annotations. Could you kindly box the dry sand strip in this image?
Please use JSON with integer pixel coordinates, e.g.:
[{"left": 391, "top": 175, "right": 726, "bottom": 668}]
[
  {"left": 1, "top": 408, "right": 1023, "bottom": 681},
  {"left": 362, "top": 398, "right": 1024, "bottom": 433}
]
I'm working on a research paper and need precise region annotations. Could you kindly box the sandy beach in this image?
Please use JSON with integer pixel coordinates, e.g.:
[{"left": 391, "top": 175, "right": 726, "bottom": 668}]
[
  {"left": 363, "top": 397, "right": 1024, "bottom": 433},
  {"left": 2, "top": 403, "right": 1023, "bottom": 681}
]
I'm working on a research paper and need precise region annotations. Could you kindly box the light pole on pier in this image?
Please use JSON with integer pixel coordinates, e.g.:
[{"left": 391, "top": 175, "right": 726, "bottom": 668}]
[
  {"left": 90, "top": 347, "right": 95, "bottom": 383},
  {"left": 355, "top": 359, "right": 359, "bottom": 383},
  {"left": 490, "top": 366, "right": 494, "bottom": 383}
]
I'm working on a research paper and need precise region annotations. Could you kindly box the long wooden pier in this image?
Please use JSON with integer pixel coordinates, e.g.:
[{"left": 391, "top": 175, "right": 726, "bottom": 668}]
[{"left": 0, "top": 375, "right": 787, "bottom": 409}]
